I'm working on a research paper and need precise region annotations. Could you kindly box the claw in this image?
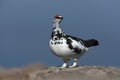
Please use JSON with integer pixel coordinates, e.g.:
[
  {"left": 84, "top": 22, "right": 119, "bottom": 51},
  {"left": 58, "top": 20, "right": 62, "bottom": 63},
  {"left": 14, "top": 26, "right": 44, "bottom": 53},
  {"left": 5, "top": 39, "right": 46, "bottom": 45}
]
[
  {"left": 69, "top": 59, "right": 78, "bottom": 68},
  {"left": 59, "top": 62, "right": 68, "bottom": 69}
]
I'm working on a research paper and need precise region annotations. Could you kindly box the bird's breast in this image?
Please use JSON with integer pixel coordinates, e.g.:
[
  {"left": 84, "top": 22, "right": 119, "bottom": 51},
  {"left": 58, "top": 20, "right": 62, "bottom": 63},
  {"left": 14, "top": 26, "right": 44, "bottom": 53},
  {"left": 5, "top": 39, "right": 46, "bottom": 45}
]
[{"left": 49, "top": 38, "right": 73, "bottom": 57}]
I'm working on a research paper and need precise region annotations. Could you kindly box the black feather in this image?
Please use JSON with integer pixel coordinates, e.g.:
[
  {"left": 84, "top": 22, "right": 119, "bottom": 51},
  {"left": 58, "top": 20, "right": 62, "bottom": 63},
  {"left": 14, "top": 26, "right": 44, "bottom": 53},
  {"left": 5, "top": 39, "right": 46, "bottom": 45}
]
[{"left": 83, "top": 39, "right": 99, "bottom": 47}]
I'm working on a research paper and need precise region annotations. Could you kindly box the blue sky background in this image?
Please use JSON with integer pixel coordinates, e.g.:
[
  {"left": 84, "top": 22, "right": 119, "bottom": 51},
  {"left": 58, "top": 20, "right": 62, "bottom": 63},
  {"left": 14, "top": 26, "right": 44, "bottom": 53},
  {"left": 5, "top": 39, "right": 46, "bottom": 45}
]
[{"left": 0, "top": 0, "right": 120, "bottom": 68}]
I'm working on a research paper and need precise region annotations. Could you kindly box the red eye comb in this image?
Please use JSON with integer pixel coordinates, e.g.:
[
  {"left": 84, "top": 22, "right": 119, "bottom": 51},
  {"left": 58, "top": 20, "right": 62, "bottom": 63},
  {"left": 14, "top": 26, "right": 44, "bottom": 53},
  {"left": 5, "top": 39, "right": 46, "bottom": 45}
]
[
  {"left": 54, "top": 15, "right": 60, "bottom": 19},
  {"left": 54, "top": 15, "right": 63, "bottom": 19}
]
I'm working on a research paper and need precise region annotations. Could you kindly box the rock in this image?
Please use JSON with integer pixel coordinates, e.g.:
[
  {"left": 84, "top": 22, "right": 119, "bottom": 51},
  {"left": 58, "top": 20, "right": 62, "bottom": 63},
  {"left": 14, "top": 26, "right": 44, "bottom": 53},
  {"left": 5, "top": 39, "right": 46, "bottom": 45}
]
[{"left": 29, "top": 66, "right": 120, "bottom": 80}]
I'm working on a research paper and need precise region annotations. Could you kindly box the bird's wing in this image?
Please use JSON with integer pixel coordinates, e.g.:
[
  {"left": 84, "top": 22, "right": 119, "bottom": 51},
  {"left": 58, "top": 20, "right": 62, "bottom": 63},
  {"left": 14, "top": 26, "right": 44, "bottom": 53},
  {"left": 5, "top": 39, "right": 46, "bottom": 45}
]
[
  {"left": 66, "top": 34, "right": 83, "bottom": 41},
  {"left": 65, "top": 34, "right": 84, "bottom": 54}
]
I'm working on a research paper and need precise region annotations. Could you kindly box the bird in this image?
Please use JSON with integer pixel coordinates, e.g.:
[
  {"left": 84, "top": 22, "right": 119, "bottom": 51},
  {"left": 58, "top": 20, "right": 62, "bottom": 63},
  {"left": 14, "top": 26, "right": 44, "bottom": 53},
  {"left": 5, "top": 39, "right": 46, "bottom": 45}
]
[{"left": 49, "top": 15, "right": 99, "bottom": 68}]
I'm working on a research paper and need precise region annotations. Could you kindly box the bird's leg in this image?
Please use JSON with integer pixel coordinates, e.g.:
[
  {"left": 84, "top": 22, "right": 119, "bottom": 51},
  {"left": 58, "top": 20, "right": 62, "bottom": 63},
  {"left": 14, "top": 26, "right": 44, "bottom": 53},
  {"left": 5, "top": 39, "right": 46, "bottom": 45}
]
[
  {"left": 59, "top": 60, "right": 68, "bottom": 68},
  {"left": 70, "top": 59, "right": 78, "bottom": 68}
]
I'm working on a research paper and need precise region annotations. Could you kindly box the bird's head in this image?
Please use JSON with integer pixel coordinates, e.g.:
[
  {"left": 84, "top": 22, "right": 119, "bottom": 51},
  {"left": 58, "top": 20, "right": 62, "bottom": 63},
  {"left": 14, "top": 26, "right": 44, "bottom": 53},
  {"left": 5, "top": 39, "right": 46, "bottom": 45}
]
[{"left": 53, "top": 15, "right": 63, "bottom": 24}]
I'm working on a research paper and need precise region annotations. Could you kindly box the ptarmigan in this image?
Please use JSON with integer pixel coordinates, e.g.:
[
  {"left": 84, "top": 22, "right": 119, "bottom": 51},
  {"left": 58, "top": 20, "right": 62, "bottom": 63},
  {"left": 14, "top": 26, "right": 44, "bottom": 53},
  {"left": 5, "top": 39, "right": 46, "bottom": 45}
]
[{"left": 49, "top": 15, "right": 99, "bottom": 68}]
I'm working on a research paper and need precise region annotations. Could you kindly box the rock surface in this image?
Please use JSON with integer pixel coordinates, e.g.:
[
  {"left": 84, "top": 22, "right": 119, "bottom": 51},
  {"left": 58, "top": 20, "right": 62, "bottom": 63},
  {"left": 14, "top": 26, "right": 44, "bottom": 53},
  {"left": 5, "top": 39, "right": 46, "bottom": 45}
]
[{"left": 29, "top": 66, "right": 120, "bottom": 80}]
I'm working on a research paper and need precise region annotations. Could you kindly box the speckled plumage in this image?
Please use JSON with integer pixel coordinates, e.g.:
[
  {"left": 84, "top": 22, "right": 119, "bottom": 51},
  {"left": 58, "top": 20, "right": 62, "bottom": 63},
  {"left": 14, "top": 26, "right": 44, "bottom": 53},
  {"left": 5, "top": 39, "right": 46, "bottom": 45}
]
[{"left": 49, "top": 15, "right": 99, "bottom": 68}]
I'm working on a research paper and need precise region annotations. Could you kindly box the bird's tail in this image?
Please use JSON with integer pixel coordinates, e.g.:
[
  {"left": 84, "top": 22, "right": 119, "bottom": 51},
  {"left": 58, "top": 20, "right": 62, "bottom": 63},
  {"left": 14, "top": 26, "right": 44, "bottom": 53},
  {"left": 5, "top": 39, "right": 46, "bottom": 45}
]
[{"left": 83, "top": 39, "right": 99, "bottom": 47}]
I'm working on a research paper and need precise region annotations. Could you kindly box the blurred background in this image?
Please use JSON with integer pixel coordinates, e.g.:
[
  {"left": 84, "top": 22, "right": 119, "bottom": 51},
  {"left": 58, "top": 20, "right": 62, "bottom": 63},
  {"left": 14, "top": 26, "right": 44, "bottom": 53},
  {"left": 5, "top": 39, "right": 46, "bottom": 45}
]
[{"left": 0, "top": 0, "right": 120, "bottom": 68}]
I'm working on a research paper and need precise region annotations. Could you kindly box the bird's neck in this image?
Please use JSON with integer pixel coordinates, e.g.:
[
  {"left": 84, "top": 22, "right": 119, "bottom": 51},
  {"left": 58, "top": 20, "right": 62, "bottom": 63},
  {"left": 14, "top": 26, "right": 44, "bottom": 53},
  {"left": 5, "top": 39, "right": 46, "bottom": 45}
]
[
  {"left": 53, "top": 22, "right": 62, "bottom": 33},
  {"left": 53, "top": 22, "right": 59, "bottom": 28},
  {"left": 51, "top": 22, "right": 63, "bottom": 39}
]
